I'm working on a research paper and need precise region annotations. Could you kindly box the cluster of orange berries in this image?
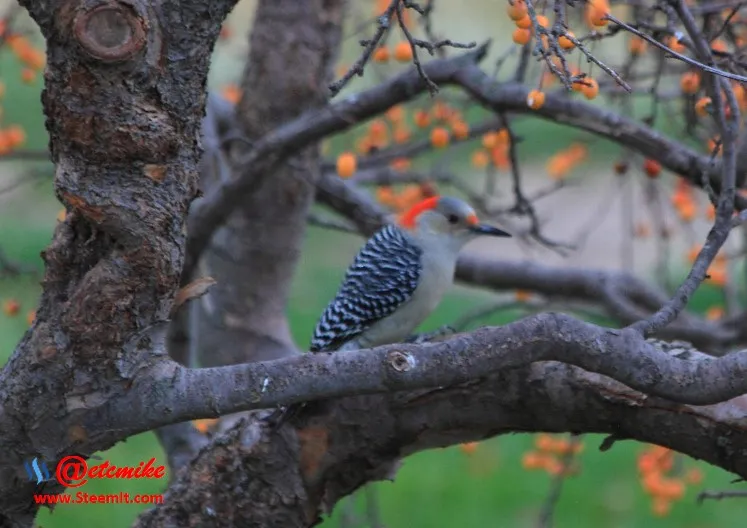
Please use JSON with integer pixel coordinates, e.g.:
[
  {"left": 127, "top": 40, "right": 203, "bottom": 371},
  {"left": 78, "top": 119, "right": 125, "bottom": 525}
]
[
  {"left": 506, "top": 0, "right": 608, "bottom": 110},
  {"left": 0, "top": 123, "right": 25, "bottom": 154},
  {"left": 546, "top": 143, "right": 588, "bottom": 180},
  {"left": 1, "top": 298, "right": 35, "bottom": 325},
  {"left": 357, "top": 106, "right": 414, "bottom": 154},
  {"left": 373, "top": 42, "right": 414, "bottom": 64},
  {"left": 521, "top": 434, "right": 583, "bottom": 475},
  {"left": 470, "top": 129, "right": 510, "bottom": 171},
  {"left": 1, "top": 28, "right": 45, "bottom": 84},
  {"left": 377, "top": 182, "right": 438, "bottom": 213},
  {"left": 670, "top": 178, "right": 697, "bottom": 223},
  {"left": 637, "top": 445, "right": 703, "bottom": 517}
]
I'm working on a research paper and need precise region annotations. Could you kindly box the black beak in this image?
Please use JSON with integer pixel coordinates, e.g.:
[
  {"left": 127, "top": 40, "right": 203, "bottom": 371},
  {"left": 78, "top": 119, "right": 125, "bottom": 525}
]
[{"left": 469, "top": 224, "right": 512, "bottom": 237}]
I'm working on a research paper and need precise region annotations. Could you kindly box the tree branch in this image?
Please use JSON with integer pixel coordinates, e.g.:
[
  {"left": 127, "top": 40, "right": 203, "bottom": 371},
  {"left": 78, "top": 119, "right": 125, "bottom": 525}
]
[{"left": 135, "top": 336, "right": 747, "bottom": 526}]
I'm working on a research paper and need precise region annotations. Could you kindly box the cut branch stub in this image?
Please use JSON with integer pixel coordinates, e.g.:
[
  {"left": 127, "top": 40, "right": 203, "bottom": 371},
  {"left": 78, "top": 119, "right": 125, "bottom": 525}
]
[
  {"left": 388, "top": 350, "right": 416, "bottom": 372},
  {"left": 73, "top": 2, "right": 146, "bottom": 63}
]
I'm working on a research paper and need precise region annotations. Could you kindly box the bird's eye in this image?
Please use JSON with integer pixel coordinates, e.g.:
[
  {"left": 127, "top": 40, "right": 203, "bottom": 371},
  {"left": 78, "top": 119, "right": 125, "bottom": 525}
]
[{"left": 447, "top": 214, "right": 459, "bottom": 224}]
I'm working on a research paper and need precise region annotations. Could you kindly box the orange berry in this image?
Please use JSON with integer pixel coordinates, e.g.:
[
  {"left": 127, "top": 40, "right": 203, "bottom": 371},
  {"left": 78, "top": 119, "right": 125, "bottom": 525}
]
[
  {"left": 430, "top": 127, "right": 450, "bottom": 148},
  {"left": 515, "top": 15, "right": 532, "bottom": 29},
  {"left": 472, "top": 149, "right": 489, "bottom": 168},
  {"left": 643, "top": 158, "right": 661, "bottom": 178},
  {"left": 393, "top": 42, "right": 413, "bottom": 62},
  {"left": 450, "top": 120, "right": 469, "bottom": 140},
  {"left": 369, "top": 119, "right": 388, "bottom": 139},
  {"left": 2, "top": 299, "right": 20, "bottom": 316},
  {"left": 527, "top": 89, "right": 546, "bottom": 110},
  {"left": 6, "top": 125, "right": 25, "bottom": 147},
  {"left": 20, "top": 68, "right": 35, "bottom": 84},
  {"left": 581, "top": 78, "right": 599, "bottom": 99},
  {"left": 385, "top": 105, "right": 404, "bottom": 122},
  {"left": 459, "top": 442, "right": 479, "bottom": 455},
  {"left": 482, "top": 132, "right": 500, "bottom": 149},
  {"left": 507, "top": 0, "right": 528, "bottom": 21},
  {"left": 57, "top": 208, "right": 67, "bottom": 222},
  {"left": 706, "top": 306, "right": 724, "bottom": 320},
  {"left": 658, "top": 478, "right": 685, "bottom": 500},
  {"left": 221, "top": 84, "right": 241, "bottom": 104},
  {"left": 707, "top": 138, "right": 722, "bottom": 155},
  {"left": 393, "top": 126, "right": 411, "bottom": 144},
  {"left": 679, "top": 201, "right": 697, "bottom": 222},
  {"left": 680, "top": 72, "right": 700, "bottom": 94},
  {"left": 336, "top": 152, "right": 357, "bottom": 178},
  {"left": 512, "top": 28, "right": 532, "bottom": 45},
  {"left": 491, "top": 146, "right": 509, "bottom": 169},
  {"left": 695, "top": 97, "right": 712, "bottom": 117},
  {"left": 515, "top": 289, "right": 531, "bottom": 302},
  {"left": 586, "top": 0, "right": 610, "bottom": 27},
  {"left": 26, "top": 310, "right": 35, "bottom": 326},
  {"left": 629, "top": 36, "right": 647, "bottom": 55},
  {"left": 711, "top": 39, "right": 728, "bottom": 53},
  {"left": 373, "top": 47, "right": 390, "bottom": 63},
  {"left": 535, "top": 15, "right": 549, "bottom": 28},
  {"left": 414, "top": 110, "right": 430, "bottom": 128},
  {"left": 431, "top": 102, "right": 453, "bottom": 121},
  {"left": 571, "top": 79, "right": 586, "bottom": 92},
  {"left": 638, "top": 454, "right": 657, "bottom": 474},
  {"left": 535, "top": 433, "right": 555, "bottom": 451},
  {"left": 547, "top": 154, "right": 572, "bottom": 180},
  {"left": 558, "top": 32, "right": 575, "bottom": 50},
  {"left": 522, "top": 451, "right": 543, "bottom": 470}
]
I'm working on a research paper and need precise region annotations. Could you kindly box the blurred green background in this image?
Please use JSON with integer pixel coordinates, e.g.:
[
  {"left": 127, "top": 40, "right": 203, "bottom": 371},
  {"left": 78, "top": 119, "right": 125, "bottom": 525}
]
[{"left": 1, "top": 0, "right": 746, "bottom": 526}]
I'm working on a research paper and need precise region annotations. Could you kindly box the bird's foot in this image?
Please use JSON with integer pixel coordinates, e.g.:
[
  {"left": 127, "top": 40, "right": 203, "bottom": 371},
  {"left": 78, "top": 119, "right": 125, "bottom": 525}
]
[{"left": 406, "top": 325, "right": 456, "bottom": 344}]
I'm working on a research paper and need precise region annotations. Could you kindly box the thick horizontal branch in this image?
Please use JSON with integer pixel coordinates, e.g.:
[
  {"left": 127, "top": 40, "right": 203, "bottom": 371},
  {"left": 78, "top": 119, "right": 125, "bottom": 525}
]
[
  {"left": 103, "top": 312, "right": 747, "bottom": 441},
  {"left": 135, "top": 339, "right": 747, "bottom": 527}
]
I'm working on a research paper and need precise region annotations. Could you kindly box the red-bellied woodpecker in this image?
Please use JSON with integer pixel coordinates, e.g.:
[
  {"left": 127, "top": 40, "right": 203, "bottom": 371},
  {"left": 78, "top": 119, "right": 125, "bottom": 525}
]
[
  {"left": 310, "top": 195, "right": 511, "bottom": 352},
  {"left": 270, "top": 195, "right": 511, "bottom": 427}
]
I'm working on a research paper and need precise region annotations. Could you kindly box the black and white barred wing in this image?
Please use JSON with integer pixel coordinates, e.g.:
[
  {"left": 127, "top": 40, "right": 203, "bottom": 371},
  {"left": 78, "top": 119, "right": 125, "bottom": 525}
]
[{"left": 310, "top": 224, "right": 423, "bottom": 352}]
